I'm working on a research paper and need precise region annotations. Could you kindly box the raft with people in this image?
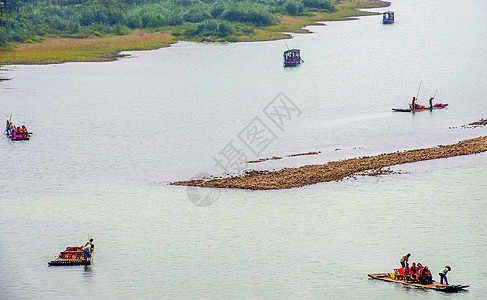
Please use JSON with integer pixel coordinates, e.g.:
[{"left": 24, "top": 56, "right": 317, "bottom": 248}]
[
  {"left": 5, "top": 119, "right": 31, "bottom": 141},
  {"left": 368, "top": 272, "right": 469, "bottom": 292},
  {"left": 48, "top": 239, "right": 94, "bottom": 266},
  {"left": 48, "top": 246, "right": 92, "bottom": 266}
]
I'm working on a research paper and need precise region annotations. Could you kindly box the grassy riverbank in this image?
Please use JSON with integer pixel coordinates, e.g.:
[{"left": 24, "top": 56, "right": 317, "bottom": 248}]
[
  {"left": 0, "top": 31, "right": 174, "bottom": 64},
  {"left": 172, "top": 135, "right": 487, "bottom": 190},
  {"left": 0, "top": 0, "right": 389, "bottom": 65}
]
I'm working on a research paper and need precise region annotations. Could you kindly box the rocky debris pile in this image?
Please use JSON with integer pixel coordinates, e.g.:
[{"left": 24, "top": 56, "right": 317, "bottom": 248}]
[
  {"left": 248, "top": 156, "right": 282, "bottom": 163},
  {"left": 248, "top": 151, "right": 321, "bottom": 163},
  {"left": 461, "top": 119, "right": 487, "bottom": 129},
  {"left": 172, "top": 136, "right": 487, "bottom": 190},
  {"left": 286, "top": 151, "right": 321, "bottom": 157}
]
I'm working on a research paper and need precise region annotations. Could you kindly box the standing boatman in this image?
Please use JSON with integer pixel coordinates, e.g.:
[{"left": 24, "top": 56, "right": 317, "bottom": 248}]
[
  {"left": 400, "top": 253, "right": 411, "bottom": 267},
  {"left": 411, "top": 97, "right": 417, "bottom": 110},
  {"left": 429, "top": 97, "right": 434, "bottom": 110},
  {"left": 439, "top": 266, "right": 451, "bottom": 285},
  {"left": 82, "top": 238, "right": 94, "bottom": 260}
]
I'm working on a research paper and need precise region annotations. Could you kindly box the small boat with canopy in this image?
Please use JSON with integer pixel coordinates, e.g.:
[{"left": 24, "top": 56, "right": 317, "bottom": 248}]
[
  {"left": 382, "top": 11, "right": 394, "bottom": 24},
  {"left": 283, "top": 49, "right": 303, "bottom": 67}
]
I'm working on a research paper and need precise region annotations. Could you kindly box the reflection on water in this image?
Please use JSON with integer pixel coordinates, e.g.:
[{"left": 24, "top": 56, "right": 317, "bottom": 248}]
[{"left": 83, "top": 265, "right": 94, "bottom": 278}]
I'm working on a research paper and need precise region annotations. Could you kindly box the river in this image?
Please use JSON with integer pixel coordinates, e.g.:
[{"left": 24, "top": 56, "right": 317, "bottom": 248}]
[{"left": 1, "top": 0, "right": 486, "bottom": 298}]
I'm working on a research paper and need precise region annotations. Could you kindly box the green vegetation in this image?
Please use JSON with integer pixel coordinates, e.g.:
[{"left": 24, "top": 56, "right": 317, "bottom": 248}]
[
  {"left": 0, "top": 0, "right": 336, "bottom": 47},
  {"left": 0, "top": 0, "right": 388, "bottom": 63}
]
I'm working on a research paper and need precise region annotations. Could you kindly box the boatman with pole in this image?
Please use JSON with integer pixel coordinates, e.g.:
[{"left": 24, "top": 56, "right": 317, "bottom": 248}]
[
  {"left": 439, "top": 266, "right": 451, "bottom": 285},
  {"left": 400, "top": 253, "right": 411, "bottom": 267},
  {"left": 82, "top": 238, "right": 94, "bottom": 260}
]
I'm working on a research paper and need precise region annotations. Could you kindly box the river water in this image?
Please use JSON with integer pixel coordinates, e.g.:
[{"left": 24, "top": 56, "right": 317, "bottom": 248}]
[{"left": 1, "top": 0, "right": 487, "bottom": 298}]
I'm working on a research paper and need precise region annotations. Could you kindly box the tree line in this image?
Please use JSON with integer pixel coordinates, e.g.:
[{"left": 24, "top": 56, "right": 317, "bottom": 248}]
[{"left": 0, "top": 0, "right": 335, "bottom": 46}]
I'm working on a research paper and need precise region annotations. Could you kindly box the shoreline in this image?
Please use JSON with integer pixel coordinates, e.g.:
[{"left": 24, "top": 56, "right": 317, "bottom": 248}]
[
  {"left": 0, "top": 0, "right": 390, "bottom": 66},
  {"left": 172, "top": 135, "right": 487, "bottom": 190}
]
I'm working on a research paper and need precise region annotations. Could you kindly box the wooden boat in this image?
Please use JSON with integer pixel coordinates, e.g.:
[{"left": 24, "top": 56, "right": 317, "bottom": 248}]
[
  {"left": 392, "top": 103, "right": 448, "bottom": 112},
  {"left": 368, "top": 273, "right": 469, "bottom": 292},
  {"left": 283, "top": 49, "right": 303, "bottom": 67},
  {"left": 382, "top": 11, "right": 395, "bottom": 24},
  {"left": 48, "top": 246, "right": 92, "bottom": 266}
]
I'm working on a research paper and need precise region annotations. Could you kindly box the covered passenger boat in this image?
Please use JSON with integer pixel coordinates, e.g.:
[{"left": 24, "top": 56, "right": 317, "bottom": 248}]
[
  {"left": 368, "top": 273, "right": 469, "bottom": 292},
  {"left": 382, "top": 11, "right": 394, "bottom": 24},
  {"left": 283, "top": 49, "right": 303, "bottom": 67},
  {"left": 48, "top": 246, "right": 92, "bottom": 266}
]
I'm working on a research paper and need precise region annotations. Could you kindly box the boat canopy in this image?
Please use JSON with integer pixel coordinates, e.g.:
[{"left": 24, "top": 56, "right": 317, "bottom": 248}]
[
  {"left": 284, "top": 49, "right": 300, "bottom": 55},
  {"left": 382, "top": 11, "right": 394, "bottom": 23}
]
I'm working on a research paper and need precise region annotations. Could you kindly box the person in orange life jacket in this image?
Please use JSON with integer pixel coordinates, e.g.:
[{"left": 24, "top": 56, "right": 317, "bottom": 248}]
[
  {"left": 418, "top": 266, "right": 432, "bottom": 284},
  {"left": 398, "top": 263, "right": 410, "bottom": 277},
  {"left": 423, "top": 266, "right": 433, "bottom": 284},
  {"left": 410, "top": 262, "right": 418, "bottom": 275},
  {"left": 400, "top": 253, "right": 411, "bottom": 267},
  {"left": 416, "top": 263, "right": 423, "bottom": 276},
  {"left": 439, "top": 266, "right": 451, "bottom": 285}
]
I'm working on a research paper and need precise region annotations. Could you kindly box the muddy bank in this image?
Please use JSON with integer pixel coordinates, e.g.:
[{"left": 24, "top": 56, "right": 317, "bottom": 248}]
[{"left": 172, "top": 136, "right": 487, "bottom": 190}]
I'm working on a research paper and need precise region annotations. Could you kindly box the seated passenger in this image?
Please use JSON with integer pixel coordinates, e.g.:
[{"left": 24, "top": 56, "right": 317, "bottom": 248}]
[
  {"left": 398, "top": 266, "right": 406, "bottom": 277},
  {"left": 410, "top": 262, "right": 417, "bottom": 275},
  {"left": 416, "top": 263, "right": 423, "bottom": 276},
  {"left": 423, "top": 266, "right": 433, "bottom": 284}
]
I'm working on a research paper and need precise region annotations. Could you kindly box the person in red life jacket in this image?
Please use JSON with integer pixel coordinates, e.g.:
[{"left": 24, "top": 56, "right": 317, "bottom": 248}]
[
  {"left": 398, "top": 263, "right": 410, "bottom": 279},
  {"left": 398, "top": 266, "right": 407, "bottom": 277},
  {"left": 400, "top": 253, "right": 411, "bottom": 267}
]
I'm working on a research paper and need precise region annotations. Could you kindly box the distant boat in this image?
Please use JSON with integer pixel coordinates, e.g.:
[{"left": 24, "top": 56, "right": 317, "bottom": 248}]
[
  {"left": 392, "top": 103, "right": 448, "bottom": 112},
  {"left": 382, "top": 11, "right": 395, "bottom": 24},
  {"left": 283, "top": 49, "right": 303, "bottom": 67}
]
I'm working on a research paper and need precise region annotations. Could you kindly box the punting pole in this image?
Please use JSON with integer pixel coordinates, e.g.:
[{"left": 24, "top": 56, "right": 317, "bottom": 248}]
[{"left": 416, "top": 81, "right": 422, "bottom": 100}]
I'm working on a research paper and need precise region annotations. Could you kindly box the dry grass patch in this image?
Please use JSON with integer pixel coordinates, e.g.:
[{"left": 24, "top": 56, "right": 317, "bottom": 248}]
[{"left": 0, "top": 30, "right": 175, "bottom": 65}]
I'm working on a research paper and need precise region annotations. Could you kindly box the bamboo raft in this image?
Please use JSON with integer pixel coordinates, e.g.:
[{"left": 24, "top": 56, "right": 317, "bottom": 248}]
[
  {"left": 368, "top": 273, "right": 469, "bottom": 292},
  {"left": 4, "top": 130, "right": 32, "bottom": 141},
  {"left": 48, "top": 246, "right": 92, "bottom": 266}
]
